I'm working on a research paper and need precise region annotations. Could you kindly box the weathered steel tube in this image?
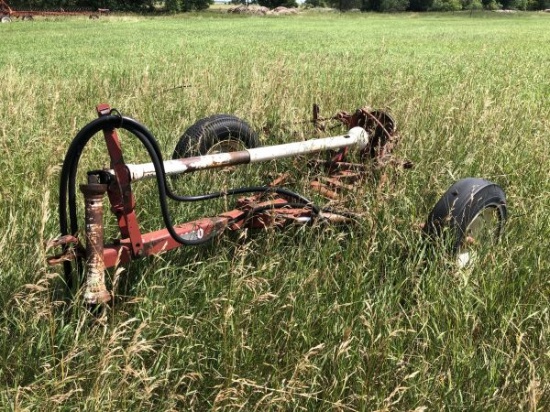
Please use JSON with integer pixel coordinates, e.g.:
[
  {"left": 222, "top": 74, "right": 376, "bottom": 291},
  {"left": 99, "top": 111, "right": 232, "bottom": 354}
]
[
  {"left": 126, "top": 150, "right": 250, "bottom": 181},
  {"left": 248, "top": 127, "right": 368, "bottom": 162},
  {"left": 80, "top": 177, "right": 111, "bottom": 305},
  {"left": 123, "top": 127, "right": 368, "bottom": 182}
]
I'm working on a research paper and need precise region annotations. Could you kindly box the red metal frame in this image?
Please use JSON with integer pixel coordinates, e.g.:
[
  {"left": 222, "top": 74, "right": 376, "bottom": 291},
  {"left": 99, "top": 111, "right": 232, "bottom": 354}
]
[
  {"left": 92, "top": 103, "right": 390, "bottom": 272},
  {"left": 47, "top": 103, "right": 402, "bottom": 304},
  {"left": 92, "top": 105, "right": 315, "bottom": 270}
]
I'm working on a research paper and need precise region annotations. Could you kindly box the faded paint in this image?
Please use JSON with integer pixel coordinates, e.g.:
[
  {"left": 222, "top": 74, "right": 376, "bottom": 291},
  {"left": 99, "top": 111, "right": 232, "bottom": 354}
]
[
  {"left": 80, "top": 182, "right": 111, "bottom": 305},
  {"left": 122, "top": 127, "right": 368, "bottom": 183}
]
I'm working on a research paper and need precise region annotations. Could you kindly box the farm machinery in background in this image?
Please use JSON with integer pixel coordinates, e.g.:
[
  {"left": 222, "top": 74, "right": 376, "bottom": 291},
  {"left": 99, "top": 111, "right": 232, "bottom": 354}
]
[
  {"left": 0, "top": 0, "right": 109, "bottom": 21},
  {"left": 46, "top": 103, "right": 507, "bottom": 307}
]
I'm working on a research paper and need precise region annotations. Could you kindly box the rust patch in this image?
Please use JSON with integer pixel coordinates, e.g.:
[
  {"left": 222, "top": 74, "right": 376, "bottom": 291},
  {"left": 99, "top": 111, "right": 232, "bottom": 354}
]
[{"left": 80, "top": 181, "right": 111, "bottom": 305}]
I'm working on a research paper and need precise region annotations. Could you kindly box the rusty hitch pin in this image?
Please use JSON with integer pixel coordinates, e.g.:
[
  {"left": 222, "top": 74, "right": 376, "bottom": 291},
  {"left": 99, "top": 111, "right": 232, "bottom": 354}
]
[{"left": 80, "top": 174, "right": 111, "bottom": 305}]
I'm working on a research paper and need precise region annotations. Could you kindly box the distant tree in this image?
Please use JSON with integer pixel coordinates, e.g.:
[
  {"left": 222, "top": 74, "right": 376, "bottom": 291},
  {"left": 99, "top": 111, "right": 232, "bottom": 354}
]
[
  {"left": 360, "top": 0, "right": 409, "bottom": 9},
  {"left": 8, "top": 0, "right": 154, "bottom": 11},
  {"left": 430, "top": 0, "right": 460, "bottom": 10},
  {"left": 165, "top": 0, "right": 179, "bottom": 9},
  {"left": 408, "top": 0, "right": 432, "bottom": 10},
  {"left": 326, "top": 0, "right": 360, "bottom": 10},
  {"left": 108, "top": 0, "right": 154, "bottom": 11},
  {"left": 482, "top": 0, "right": 501, "bottom": 9},
  {"left": 16, "top": 0, "right": 550, "bottom": 11},
  {"left": 8, "top": 0, "right": 52, "bottom": 9},
  {"left": 165, "top": 0, "right": 213, "bottom": 11},
  {"left": 468, "top": 0, "right": 483, "bottom": 8},
  {"left": 304, "top": 0, "right": 328, "bottom": 7},
  {"left": 360, "top": 0, "right": 379, "bottom": 11},
  {"left": 379, "top": 0, "right": 408, "bottom": 10},
  {"left": 258, "top": 0, "right": 297, "bottom": 7},
  {"left": 510, "top": 0, "right": 546, "bottom": 8}
]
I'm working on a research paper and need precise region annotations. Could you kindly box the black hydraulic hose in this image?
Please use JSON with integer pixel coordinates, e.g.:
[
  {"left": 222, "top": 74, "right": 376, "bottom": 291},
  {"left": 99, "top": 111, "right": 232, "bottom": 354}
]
[
  {"left": 60, "top": 115, "right": 222, "bottom": 247},
  {"left": 124, "top": 127, "right": 319, "bottom": 211},
  {"left": 166, "top": 183, "right": 317, "bottom": 206},
  {"left": 231, "top": 202, "right": 319, "bottom": 227},
  {"left": 59, "top": 117, "right": 123, "bottom": 286},
  {"left": 128, "top": 125, "right": 320, "bottom": 245},
  {"left": 58, "top": 114, "right": 321, "bottom": 279},
  {"left": 121, "top": 130, "right": 318, "bottom": 207}
]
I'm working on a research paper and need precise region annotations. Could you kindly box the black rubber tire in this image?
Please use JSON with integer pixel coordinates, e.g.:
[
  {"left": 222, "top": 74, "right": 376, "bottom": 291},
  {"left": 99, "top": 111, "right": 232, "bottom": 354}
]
[
  {"left": 425, "top": 178, "right": 507, "bottom": 253},
  {"left": 1, "top": 16, "right": 12, "bottom": 23},
  {"left": 172, "top": 114, "right": 259, "bottom": 158}
]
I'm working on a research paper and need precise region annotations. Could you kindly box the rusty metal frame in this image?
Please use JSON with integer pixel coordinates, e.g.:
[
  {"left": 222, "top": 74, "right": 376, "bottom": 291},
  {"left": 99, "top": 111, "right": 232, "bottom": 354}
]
[{"left": 48, "top": 103, "right": 404, "bottom": 304}]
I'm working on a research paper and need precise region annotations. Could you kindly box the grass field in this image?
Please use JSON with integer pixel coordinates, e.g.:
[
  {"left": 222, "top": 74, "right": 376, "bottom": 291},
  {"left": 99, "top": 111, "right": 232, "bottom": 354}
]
[{"left": 1, "top": 11, "right": 549, "bottom": 410}]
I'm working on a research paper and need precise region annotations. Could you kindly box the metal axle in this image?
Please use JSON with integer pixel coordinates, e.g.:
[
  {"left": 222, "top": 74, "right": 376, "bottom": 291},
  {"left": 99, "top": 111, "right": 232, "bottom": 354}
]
[{"left": 121, "top": 127, "right": 369, "bottom": 182}]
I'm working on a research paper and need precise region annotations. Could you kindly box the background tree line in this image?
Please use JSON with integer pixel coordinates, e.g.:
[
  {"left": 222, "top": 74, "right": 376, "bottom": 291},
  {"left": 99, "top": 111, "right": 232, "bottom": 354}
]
[
  {"left": 304, "top": 0, "right": 549, "bottom": 11},
  {"left": 6, "top": 0, "right": 213, "bottom": 12},
  {"left": 6, "top": 0, "right": 549, "bottom": 12}
]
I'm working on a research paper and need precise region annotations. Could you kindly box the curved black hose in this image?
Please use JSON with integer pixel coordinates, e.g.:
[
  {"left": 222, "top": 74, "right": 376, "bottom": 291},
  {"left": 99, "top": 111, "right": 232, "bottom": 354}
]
[
  {"left": 58, "top": 114, "right": 321, "bottom": 283},
  {"left": 232, "top": 202, "right": 319, "bottom": 226},
  {"left": 127, "top": 127, "right": 320, "bottom": 213}
]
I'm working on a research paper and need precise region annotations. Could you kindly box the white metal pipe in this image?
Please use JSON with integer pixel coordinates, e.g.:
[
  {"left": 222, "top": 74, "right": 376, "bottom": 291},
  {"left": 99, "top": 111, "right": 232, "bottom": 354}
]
[
  {"left": 123, "top": 127, "right": 368, "bottom": 182},
  {"left": 248, "top": 126, "right": 368, "bottom": 162},
  {"left": 125, "top": 151, "right": 243, "bottom": 182}
]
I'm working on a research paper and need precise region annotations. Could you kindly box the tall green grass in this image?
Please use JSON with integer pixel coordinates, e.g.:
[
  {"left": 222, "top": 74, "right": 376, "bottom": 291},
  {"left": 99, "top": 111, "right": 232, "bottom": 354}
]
[{"left": 0, "top": 12, "right": 549, "bottom": 410}]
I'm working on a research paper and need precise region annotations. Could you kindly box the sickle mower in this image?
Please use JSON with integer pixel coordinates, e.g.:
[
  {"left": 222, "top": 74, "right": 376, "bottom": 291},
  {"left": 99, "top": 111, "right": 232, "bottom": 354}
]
[{"left": 46, "top": 103, "right": 507, "bottom": 306}]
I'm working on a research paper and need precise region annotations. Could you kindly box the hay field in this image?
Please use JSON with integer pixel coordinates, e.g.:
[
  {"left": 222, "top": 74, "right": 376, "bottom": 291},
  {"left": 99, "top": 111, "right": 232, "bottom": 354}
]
[{"left": 0, "top": 11, "right": 549, "bottom": 410}]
